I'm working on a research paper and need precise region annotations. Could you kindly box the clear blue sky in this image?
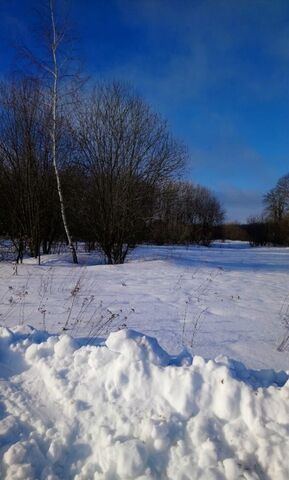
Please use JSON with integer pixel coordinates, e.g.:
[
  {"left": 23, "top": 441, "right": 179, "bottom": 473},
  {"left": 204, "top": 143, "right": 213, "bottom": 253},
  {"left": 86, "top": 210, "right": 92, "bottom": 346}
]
[{"left": 1, "top": 0, "right": 289, "bottom": 222}]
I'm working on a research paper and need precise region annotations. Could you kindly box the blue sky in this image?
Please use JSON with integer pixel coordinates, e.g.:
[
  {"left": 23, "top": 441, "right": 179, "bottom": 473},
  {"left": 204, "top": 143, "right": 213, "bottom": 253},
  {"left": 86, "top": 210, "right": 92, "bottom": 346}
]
[{"left": 1, "top": 0, "right": 289, "bottom": 221}]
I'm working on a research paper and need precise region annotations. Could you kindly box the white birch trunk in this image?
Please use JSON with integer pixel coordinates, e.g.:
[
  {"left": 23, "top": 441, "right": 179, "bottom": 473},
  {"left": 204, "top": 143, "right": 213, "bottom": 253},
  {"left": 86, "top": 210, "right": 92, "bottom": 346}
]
[{"left": 50, "top": 0, "right": 78, "bottom": 264}]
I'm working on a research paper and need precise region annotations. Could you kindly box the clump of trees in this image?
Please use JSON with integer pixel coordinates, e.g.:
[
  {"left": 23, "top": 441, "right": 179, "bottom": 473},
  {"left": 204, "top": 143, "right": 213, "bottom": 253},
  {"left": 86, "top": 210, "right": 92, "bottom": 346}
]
[
  {"left": 247, "top": 173, "right": 289, "bottom": 246},
  {"left": 263, "top": 174, "right": 289, "bottom": 245},
  {"left": 0, "top": 77, "right": 225, "bottom": 263},
  {"left": 149, "top": 181, "right": 224, "bottom": 246},
  {"left": 0, "top": 78, "right": 61, "bottom": 262}
]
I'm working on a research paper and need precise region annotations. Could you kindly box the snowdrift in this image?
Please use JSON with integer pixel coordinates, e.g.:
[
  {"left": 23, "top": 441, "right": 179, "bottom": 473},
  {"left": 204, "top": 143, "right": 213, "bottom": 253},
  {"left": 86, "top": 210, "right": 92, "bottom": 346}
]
[{"left": 0, "top": 326, "right": 288, "bottom": 480}]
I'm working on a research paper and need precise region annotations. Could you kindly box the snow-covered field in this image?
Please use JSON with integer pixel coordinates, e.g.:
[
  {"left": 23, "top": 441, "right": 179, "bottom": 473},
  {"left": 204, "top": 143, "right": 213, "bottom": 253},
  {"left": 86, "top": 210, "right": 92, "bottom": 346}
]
[
  {"left": 1, "top": 242, "right": 289, "bottom": 370},
  {"left": 0, "top": 242, "right": 289, "bottom": 479}
]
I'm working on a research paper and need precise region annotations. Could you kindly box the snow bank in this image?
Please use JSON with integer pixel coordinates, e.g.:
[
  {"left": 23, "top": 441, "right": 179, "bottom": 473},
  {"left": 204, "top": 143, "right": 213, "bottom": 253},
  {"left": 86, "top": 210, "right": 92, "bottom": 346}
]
[{"left": 0, "top": 326, "right": 288, "bottom": 479}]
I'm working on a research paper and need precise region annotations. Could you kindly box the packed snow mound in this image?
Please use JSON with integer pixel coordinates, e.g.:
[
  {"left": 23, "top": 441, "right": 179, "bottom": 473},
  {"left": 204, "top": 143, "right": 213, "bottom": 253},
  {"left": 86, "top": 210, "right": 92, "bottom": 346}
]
[
  {"left": 106, "top": 329, "right": 171, "bottom": 366},
  {"left": 0, "top": 327, "right": 288, "bottom": 480}
]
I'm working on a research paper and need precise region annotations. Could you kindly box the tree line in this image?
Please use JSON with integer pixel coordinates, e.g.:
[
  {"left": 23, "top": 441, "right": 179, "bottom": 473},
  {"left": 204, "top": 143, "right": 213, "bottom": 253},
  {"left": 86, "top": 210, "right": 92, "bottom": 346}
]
[
  {"left": 0, "top": 78, "right": 224, "bottom": 264},
  {"left": 220, "top": 173, "right": 289, "bottom": 247},
  {"left": 245, "top": 173, "right": 289, "bottom": 246}
]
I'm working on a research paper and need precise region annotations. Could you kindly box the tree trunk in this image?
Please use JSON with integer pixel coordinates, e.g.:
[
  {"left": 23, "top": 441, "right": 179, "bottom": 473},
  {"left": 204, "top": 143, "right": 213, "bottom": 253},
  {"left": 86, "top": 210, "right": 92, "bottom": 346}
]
[{"left": 50, "top": 0, "right": 78, "bottom": 264}]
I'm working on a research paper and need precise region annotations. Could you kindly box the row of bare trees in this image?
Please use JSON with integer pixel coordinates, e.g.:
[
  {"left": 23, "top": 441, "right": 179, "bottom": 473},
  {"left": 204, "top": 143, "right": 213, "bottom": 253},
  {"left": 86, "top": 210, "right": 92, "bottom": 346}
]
[
  {"left": 0, "top": 77, "right": 224, "bottom": 263},
  {"left": 149, "top": 181, "right": 224, "bottom": 246}
]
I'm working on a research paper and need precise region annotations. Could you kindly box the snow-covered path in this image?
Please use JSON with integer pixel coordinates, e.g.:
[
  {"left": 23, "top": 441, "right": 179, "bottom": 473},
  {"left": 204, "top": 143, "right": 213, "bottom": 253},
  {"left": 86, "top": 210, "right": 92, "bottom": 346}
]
[{"left": 0, "top": 242, "right": 289, "bottom": 370}]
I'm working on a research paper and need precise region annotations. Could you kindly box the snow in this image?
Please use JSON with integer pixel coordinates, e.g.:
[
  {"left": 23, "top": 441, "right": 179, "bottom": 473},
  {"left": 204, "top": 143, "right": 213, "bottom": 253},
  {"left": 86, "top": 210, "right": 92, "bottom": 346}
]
[
  {"left": 106, "top": 329, "right": 171, "bottom": 366},
  {"left": 0, "top": 326, "right": 288, "bottom": 479},
  {"left": 0, "top": 242, "right": 289, "bottom": 370},
  {"left": 1, "top": 242, "right": 289, "bottom": 478}
]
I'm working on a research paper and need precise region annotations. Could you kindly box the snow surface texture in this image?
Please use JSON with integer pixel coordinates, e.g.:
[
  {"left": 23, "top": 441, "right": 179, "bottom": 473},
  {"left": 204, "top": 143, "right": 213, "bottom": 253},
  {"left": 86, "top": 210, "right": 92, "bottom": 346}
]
[
  {"left": 0, "top": 326, "right": 288, "bottom": 480},
  {"left": 1, "top": 242, "right": 289, "bottom": 370}
]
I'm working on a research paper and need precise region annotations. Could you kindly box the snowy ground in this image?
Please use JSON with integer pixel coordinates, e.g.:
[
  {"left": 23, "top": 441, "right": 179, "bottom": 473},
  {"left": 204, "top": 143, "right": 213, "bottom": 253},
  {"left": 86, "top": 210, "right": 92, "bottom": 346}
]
[
  {"left": 0, "top": 242, "right": 289, "bottom": 479},
  {"left": 0, "top": 327, "right": 288, "bottom": 479},
  {"left": 0, "top": 242, "right": 289, "bottom": 370}
]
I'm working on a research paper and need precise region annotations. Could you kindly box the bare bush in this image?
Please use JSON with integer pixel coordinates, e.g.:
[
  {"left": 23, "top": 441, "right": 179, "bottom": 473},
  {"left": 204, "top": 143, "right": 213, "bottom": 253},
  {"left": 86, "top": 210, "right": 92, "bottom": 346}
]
[{"left": 75, "top": 82, "right": 187, "bottom": 263}]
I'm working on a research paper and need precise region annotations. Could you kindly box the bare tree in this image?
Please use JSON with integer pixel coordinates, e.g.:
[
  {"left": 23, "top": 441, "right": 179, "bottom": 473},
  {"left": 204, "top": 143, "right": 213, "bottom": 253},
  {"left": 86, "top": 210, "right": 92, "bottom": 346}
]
[
  {"left": 48, "top": 0, "right": 77, "bottom": 263},
  {"left": 76, "top": 82, "right": 187, "bottom": 263},
  {"left": 20, "top": 0, "right": 79, "bottom": 263},
  {"left": 0, "top": 78, "right": 60, "bottom": 262},
  {"left": 263, "top": 173, "right": 289, "bottom": 245},
  {"left": 264, "top": 174, "right": 289, "bottom": 223},
  {"left": 191, "top": 184, "right": 225, "bottom": 245}
]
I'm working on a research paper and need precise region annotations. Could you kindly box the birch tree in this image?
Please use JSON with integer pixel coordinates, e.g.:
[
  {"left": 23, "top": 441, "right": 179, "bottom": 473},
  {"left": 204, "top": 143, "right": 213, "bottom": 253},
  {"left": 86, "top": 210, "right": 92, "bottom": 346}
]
[
  {"left": 48, "top": 0, "right": 78, "bottom": 263},
  {"left": 22, "top": 0, "right": 79, "bottom": 263}
]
